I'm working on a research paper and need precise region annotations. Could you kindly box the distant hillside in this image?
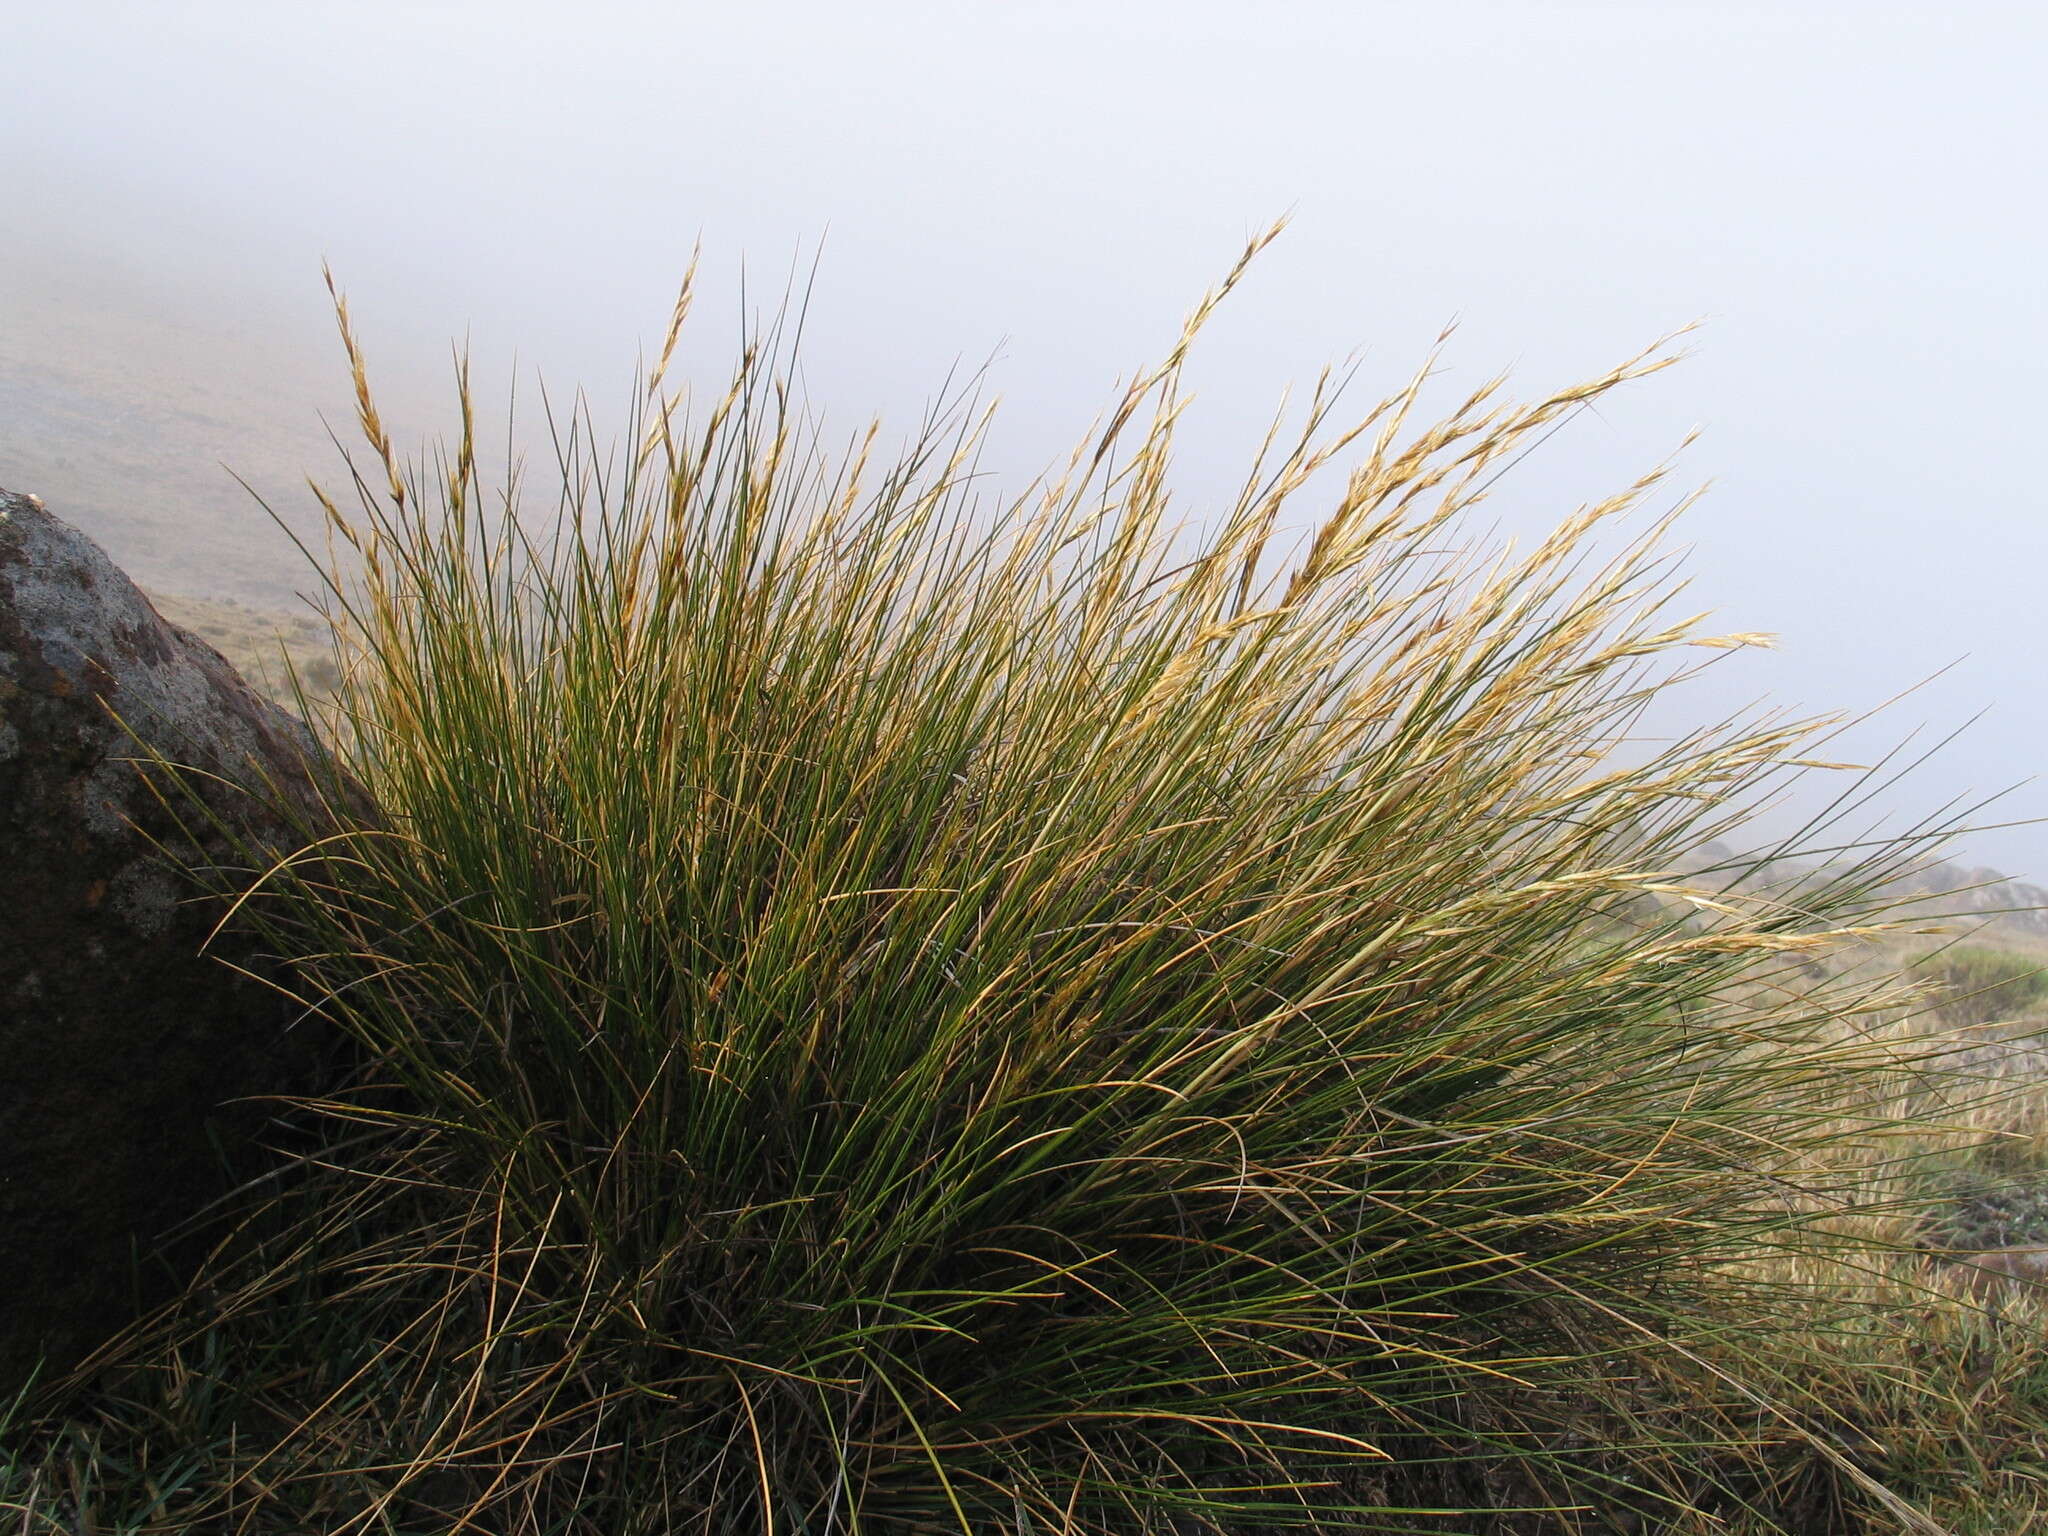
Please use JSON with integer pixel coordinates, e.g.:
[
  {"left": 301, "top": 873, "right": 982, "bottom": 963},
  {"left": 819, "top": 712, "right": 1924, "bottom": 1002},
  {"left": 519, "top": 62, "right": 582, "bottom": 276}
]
[
  {"left": 1, "top": 296, "right": 336, "bottom": 603},
  {"left": 1685, "top": 840, "right": 2048, "bottom": 953},
  {"left": 1886, "top": 861, "right": 2048, "bottom": 947},
  {"left": 0, "top": 237, "right": 445, "bottom": 608},
  {"left": 142, "top": 589, "right": 339, "bottom": 704}
]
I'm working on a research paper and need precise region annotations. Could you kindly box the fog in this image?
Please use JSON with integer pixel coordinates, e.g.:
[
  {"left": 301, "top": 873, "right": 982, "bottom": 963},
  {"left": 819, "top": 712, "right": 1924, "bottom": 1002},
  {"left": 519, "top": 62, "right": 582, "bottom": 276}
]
[{"left": 5, "top": 2, "right": 2044, "bottom": 870}]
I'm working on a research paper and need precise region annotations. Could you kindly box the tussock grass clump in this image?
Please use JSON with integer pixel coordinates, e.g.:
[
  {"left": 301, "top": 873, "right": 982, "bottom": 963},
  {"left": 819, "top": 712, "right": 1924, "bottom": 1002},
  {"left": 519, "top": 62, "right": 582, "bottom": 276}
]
[{"left": 8, "top": 238, "right": 1995, "bottom": 1532}]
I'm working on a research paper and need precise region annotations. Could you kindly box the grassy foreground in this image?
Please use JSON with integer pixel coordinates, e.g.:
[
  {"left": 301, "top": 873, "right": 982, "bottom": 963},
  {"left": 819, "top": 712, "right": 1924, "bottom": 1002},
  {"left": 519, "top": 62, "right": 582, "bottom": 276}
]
[{"left": 8, "top": 239, "right": 2048, "bottom": 1533}]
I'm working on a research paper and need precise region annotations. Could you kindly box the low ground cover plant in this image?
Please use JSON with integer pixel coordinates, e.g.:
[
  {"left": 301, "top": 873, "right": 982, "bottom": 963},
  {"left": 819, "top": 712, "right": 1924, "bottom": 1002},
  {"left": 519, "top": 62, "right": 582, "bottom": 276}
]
[{"left": 7, "top": 238, "right": 2036, "bottom": 1533}]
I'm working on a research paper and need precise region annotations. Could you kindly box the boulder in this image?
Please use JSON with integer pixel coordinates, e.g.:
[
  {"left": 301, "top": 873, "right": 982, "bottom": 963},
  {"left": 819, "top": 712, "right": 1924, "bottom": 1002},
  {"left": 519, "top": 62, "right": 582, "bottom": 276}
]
[{"left": 0, "top": 487, "right": 345, "bottom": 1392}]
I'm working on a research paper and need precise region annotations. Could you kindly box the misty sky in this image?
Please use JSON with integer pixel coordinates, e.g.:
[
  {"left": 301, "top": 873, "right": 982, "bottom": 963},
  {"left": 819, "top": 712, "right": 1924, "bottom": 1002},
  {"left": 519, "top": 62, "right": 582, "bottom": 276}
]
[{"left": 4, "top": 2, "right": 2045, "bottom": 871}]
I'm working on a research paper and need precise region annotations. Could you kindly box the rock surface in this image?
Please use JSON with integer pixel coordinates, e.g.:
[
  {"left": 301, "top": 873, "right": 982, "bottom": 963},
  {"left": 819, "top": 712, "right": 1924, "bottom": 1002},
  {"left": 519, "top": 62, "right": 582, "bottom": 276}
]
[{"left": 0, "top": 487, "right": 342, "bottom": 1392}]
